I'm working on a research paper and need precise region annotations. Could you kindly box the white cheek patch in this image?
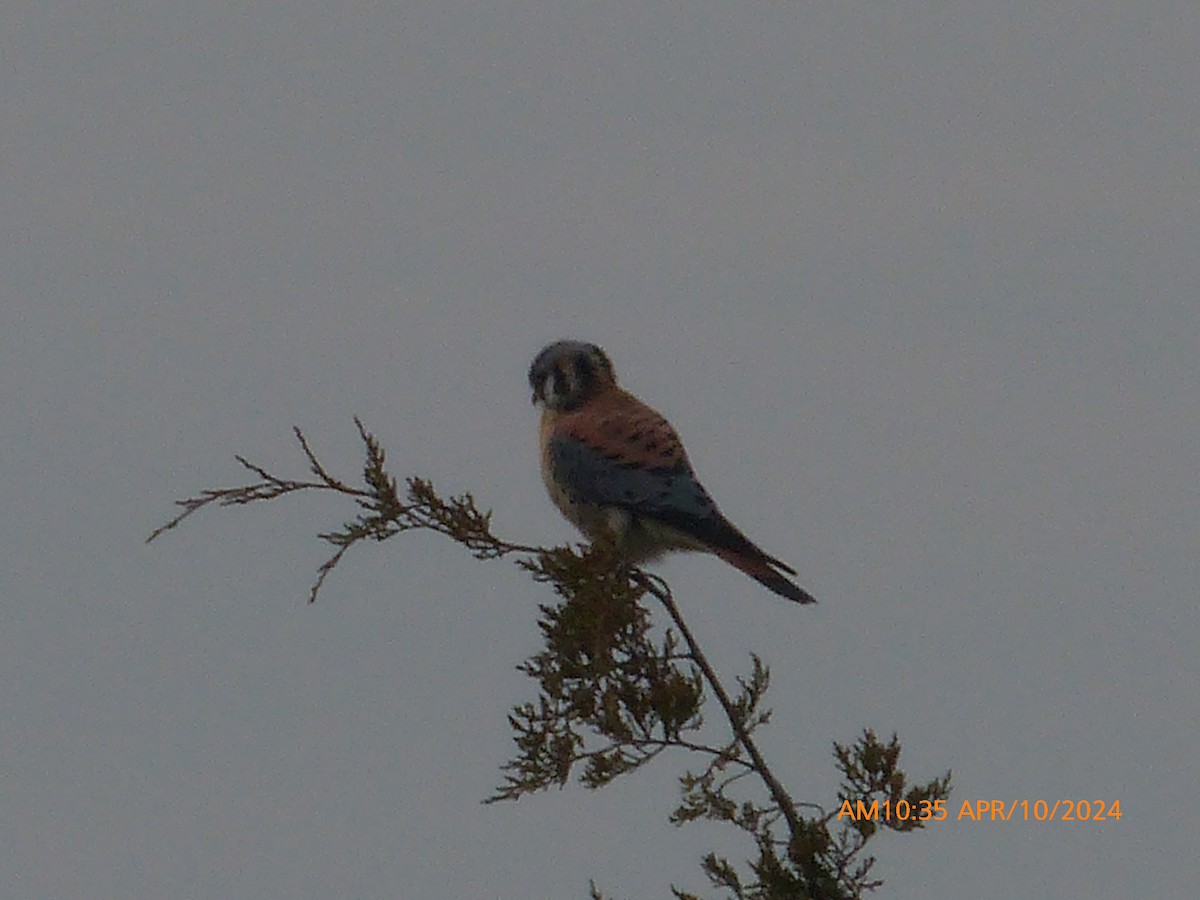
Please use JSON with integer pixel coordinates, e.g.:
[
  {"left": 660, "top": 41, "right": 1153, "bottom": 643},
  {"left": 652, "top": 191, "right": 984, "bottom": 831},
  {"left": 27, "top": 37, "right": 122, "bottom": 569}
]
[{"left": 547, "top": 367, "right": 582, "bottom": 409}]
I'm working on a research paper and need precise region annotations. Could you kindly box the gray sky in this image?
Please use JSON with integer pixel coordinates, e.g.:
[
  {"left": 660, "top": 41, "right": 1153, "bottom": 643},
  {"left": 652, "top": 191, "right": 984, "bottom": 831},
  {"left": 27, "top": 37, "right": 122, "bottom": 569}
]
[{"left": 3, "top": 2, "right": 1197, "bottom": 897}]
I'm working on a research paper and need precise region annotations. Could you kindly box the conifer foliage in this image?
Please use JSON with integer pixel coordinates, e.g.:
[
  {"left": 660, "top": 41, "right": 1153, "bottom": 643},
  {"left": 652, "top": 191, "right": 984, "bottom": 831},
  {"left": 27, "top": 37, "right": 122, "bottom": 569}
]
[{"left": 150, "top": 420, "right": 951, "bottom": 898}]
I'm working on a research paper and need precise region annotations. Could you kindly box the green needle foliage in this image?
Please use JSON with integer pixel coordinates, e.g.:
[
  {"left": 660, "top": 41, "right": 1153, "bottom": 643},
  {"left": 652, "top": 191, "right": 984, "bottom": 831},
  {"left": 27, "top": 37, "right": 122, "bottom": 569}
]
[{"left": 149, "top": 419, "right": 951, "bottom": 899}]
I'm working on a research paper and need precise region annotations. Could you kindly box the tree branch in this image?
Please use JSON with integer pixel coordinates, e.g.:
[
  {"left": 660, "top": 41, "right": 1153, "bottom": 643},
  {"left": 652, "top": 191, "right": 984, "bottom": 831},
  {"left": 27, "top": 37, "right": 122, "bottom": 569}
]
[{"left": 148, "top": 419, "right": 951, "bottom": 898}]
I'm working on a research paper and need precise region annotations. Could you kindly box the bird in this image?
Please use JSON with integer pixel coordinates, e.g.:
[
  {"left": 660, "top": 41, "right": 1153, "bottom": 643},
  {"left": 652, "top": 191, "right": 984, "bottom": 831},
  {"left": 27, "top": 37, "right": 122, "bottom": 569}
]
[{"left": 529, "top": 340, "right": 815, "bottom": 604}]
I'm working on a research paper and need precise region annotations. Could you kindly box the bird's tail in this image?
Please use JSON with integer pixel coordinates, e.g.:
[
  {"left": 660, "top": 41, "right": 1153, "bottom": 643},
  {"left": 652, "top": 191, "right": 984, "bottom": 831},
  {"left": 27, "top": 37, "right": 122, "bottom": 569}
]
[{"left": 712, "top": 545, "right": 817, "bottom": 604}]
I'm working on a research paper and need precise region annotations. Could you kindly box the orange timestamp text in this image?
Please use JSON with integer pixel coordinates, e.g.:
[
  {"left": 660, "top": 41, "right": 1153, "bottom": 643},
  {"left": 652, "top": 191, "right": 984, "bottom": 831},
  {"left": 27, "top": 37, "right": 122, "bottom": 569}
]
[{"left": 836, "top": 798, "right": 1122, "bottom": 824}]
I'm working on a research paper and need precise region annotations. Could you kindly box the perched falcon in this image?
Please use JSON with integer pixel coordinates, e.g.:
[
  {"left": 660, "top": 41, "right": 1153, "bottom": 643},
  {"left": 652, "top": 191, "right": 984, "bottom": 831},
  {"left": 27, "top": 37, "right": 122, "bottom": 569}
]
[{"left": 529, "top": 340, "right": 815, "bottom": 604}]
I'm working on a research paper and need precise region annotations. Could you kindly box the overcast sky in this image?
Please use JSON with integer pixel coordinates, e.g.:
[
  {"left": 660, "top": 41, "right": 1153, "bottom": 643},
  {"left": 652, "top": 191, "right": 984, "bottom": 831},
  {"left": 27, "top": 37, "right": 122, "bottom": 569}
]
[{"left": 2, "top": 3, "right": 1197, "bottom": 897}]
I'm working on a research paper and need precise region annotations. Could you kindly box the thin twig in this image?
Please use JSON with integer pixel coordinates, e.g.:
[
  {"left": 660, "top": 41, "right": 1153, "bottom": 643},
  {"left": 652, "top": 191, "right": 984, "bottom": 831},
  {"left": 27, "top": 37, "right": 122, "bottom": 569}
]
[{"left": 638, "top": 572, "right": 802, "bottom": 839}]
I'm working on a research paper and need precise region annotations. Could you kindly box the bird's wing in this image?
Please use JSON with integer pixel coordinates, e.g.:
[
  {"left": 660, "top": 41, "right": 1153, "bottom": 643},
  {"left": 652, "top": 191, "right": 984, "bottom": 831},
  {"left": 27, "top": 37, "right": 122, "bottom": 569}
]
[
  {"left": 549, "top": 428, "right": 814, "bottom": 603},
  {"left": 548, "top": 390, "right": 816, "bottom": 604},
  {"left": 547, "top": 434, "right": 718, "bottom": 523},
  {"left": 547, "top": 396, "right": 765, "bottom": 557},
  {"left": 548, "top": 391, "right": 719, "bottom": 520}
]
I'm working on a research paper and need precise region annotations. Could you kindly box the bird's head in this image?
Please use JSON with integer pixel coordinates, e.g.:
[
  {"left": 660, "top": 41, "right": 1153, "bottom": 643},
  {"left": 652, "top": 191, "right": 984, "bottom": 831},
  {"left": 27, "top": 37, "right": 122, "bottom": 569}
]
[{"left": 529, "top": 340, "right": 616, "bottom": 411}]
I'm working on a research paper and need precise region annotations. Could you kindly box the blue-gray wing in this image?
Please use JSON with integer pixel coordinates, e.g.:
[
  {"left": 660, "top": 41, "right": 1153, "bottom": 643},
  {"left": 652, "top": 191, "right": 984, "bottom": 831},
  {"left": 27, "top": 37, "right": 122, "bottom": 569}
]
[
  {"left": 549, "top": 430, "right": 815, "bottom": 603},
  {"left": 548, "top": 434, "right": 721, "bottom": 523}
]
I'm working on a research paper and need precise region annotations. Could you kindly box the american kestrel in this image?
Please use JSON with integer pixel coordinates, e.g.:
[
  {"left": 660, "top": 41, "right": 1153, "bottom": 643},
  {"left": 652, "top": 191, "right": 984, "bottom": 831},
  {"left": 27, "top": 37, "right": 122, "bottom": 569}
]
[{"left": 529, "top": 340, "right": 815, "bottom": 604}]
